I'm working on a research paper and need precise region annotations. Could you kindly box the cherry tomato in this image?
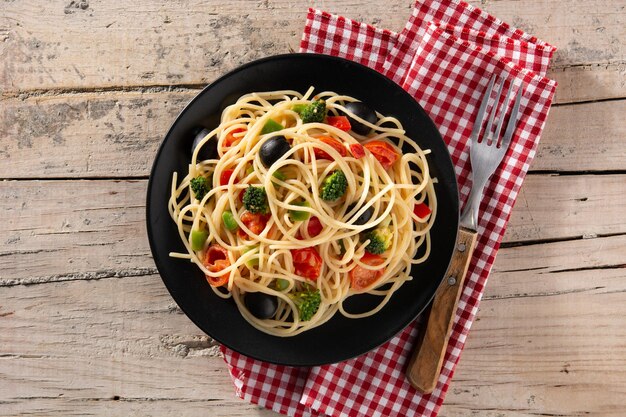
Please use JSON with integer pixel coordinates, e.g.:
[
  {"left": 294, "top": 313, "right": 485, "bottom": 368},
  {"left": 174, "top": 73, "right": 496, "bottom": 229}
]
[
  {"left": 222, "top": 127, "right": 247, "bottom": 149},
  {"left": 307, "top": 216, "right": 323, "bottom": 237},
  {"left": 203, "top": 244, "right": 231, "bottom": 287},
  {"left": 239, "top": 211, "right": 269, "bottom": 236},
  {"left": 219, "top": 169, "right": 237, "bottom": 186},
  {"left": 349, "top": 252, "right": 385, "bottom": 290},
  {"left": 363, "top": 140, "right": 400, "bottom": 170},
  {"left": 349, "top": 143, "right": 366, "bottom": 159},
  {"left": 291, "top": 247, "right": 323, "bottom": 281},
  {"left": 313, "top": 136, "right": 347, "bottom": 160},
  {"left": 326, "top": 116, "right": 352, "bottom": 131},
  {"left": 413, "top": 202, "right": 432, "bottom": 219}
]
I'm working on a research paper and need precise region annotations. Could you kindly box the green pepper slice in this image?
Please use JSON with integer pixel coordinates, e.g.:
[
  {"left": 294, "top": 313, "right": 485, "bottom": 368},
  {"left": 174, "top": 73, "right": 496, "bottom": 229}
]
[
  {"left": 190, "top": 229, "right": 209, "bottom": 251},
  {"left": 290, "top": 200, "right": 311, "bottom": 221},
  {"left": 260, "top": 119, "right": 283, "bottom": 134},
  {"left": 222, "top": 211, "right": 239, "bottom": 232}
]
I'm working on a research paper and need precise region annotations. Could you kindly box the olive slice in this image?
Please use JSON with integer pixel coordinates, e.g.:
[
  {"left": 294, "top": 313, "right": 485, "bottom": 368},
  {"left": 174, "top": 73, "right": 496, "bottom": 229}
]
[
  {"left": 344, "top": 102, "right": 378, "bottom": 135},
  {"left": 346, "top": 203, "right": 374, "bottom": 226},
  {"left": 260, "top": 135, "right": 291, "bottom": 167},
  {"left": 191, "top": 127, "right": 218, "bottom": 160},
  {"left": 245, "top": 292, "right": 278, "bottom": 319}
]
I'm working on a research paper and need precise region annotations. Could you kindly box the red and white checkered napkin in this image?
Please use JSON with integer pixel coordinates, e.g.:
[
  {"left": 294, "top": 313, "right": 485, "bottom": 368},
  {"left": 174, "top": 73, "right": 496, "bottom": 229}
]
[{"left": 221, "top": 2, "right": 557, "bottom": 416}]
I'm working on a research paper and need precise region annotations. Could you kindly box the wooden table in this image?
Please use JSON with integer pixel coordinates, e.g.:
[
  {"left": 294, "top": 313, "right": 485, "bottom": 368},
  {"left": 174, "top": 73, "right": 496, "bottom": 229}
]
[{"left": 1, "top": 1, "right": 624, "bottom": 416}]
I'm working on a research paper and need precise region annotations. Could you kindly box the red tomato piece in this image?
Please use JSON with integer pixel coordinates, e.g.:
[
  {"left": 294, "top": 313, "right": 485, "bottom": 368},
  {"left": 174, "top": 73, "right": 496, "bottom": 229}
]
[
  {"left": 291, "top": 247, "right": 323, "bottom": 281},
  {"left": 222, "top": 127, "right": 247, "bottom": 148},
  {"left": 349, "top": 252, "right": 385, "bottom": 290},
  {"left": 313, "top": 136, "right": 348, "bottom": 160},
  {"left": 240, "top": 211, "right": 269, "bottom": 236},
  {"left": 307, "top": 216, "right": 323, "bottom": 237},
  {"left": 326, "top": 116, "right": 351, "bottom": 131},
  {"left": 219, "top": 169, "right": 237, "bottom": 186},
  {"left": 204, "top": 244, "right": 231, "bottom": 287},
  {"left": 413, "top": 202, "right": 432, "bottom": 219},
  {"left": 363, "top": 140, "right": 400, "bottom": 170},
  {"left": 349, "top": 143, "right": 366, "bottom": 159}
]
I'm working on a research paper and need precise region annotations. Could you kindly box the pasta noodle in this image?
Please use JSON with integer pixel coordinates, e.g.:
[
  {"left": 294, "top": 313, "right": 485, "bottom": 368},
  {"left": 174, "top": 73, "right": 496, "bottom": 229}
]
[{"left": 168, "top": 87, "right": 436, "bottom": 337}]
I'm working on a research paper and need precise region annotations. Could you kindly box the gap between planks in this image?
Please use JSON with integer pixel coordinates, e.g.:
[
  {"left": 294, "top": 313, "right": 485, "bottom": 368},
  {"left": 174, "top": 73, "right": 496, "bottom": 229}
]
[{"left": 1, "top": 78, "right": 625, "bottom": 106}]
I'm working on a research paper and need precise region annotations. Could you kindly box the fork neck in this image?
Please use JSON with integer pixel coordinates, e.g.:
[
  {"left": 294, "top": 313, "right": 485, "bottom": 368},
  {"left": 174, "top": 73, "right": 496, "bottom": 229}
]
[{"left": 459, "top": 183, "right": 484, "bottom": 231}]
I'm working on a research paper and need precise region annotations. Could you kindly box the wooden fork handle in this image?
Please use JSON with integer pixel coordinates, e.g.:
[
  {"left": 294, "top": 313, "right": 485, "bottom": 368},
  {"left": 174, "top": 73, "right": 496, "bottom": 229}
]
[{"left": 406, "top": 227, "right": 478, "bottom": 393}]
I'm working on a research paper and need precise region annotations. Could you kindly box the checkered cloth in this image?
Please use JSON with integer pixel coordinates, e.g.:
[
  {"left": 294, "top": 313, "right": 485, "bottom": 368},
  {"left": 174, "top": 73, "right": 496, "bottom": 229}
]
[{"left": 221, "top": 2, "right": 557, "bottom": 416}]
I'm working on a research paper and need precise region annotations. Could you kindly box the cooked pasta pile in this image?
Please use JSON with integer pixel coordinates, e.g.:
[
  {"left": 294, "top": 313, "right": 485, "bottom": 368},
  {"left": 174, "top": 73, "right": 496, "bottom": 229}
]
[{"left": 168, "top": 88, "right": 436, "bottom": 336}]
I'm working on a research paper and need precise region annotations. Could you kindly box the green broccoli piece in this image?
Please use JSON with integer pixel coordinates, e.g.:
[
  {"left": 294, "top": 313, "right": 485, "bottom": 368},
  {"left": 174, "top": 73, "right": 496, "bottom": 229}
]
[
  {"left": 288, "top": 288, "right": 321, "bottom": 321},
  {"left": 363, "top": 217, "right": 393, "bottom": 254},
  {"left": 295, "top": 100, "right": 327, "bottom": 123},
  {"left": 320, "top": 170, "right": 348, "bottom": 201},
  {"left": 242, "top": 185, "right": 269, "bottom": 214},
  {"left": 190, "top": 176, "right": 210, "bottom": 200}
]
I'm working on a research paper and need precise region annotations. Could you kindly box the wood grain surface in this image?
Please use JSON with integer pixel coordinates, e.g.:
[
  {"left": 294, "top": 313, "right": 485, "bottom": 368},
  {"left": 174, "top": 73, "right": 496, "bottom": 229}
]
[{"left": 1, "top": 1, "right": 625, "bottom": 416}]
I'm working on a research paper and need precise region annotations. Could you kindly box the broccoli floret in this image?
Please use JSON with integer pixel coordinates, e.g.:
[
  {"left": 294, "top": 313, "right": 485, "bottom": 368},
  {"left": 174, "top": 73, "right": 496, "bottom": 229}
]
[
  {"left": 190, "top": 176, "right": 210, "bottom": 200},
  {"left": 320, "top": 170, "right": 348, "bottom": 201},
  {"left": 295, "top": 100, "right": 327, "bottom": 123},
  {"left": 288, "top": 288, "right": 321, "bottom": 321},
  {"left": 242, "top": 185, "right": 269, "bottom": 214},
  {"left": 363, "top": 217, "right": 393, "bottom": 254}
]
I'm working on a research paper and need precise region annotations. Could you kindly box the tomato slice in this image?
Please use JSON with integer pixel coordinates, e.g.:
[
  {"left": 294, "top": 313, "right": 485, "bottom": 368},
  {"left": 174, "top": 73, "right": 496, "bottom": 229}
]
[
  {"left": 307, "top": 216, "right": 323, "bottom": 237},
  {"left": 219, "top": 169, "right": 237, "bottom": 186},
  {"left": 291, "top": 247, "right": 323, "bottom": 281},
  {"left": 239, "top": 211, "right": 269, "bottom": 237},
  {"left": 363, "top": 140, "right": 400, "bottom": 170},
  {"left": 313, "top": 136, "right": 347, "bottom": 160},
  {"left": 203, "top": 244, "right": 231, "bottom": 287},
  {"left": 222, "top": 127, "right": 247, "bottom": 149},
  {"left": 349, "top": 143, "right": 366, "bottom": 159},
  {"left": 326, "top": 116, "right": 351, "bottom": 131},
  {"left": 413, "top": 202, "right": 432, "bottom": 219},
  {"left": 349, "top": 252, "right": 385, "bottom": 290}
]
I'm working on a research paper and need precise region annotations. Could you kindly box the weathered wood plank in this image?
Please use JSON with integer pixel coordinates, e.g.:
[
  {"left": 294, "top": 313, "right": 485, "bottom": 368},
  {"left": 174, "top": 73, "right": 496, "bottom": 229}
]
[
  {"left": 0, "top": 180, "right": 153, "bottom": 285},
  {"left": 532, "top": 99, "right": 626, "bottom": 172},
  {"left": 0, "top": 1, "right": 624, "bottom": 104},
  {"left": 504, "top": 174, "right": 626, "bottom": 243},
  {"left": 1, "top": 175, "right": 623, "bottom": 285},
  {"left": 1, "top": 93, "right": 623, "bottom": 179},
  {"left": 1, "top": 236, "right": 624, "bottom": 416},
  {"left": 0, "top": 1, "right": 411, "bottom": 92},
  {"left": 0, "top": 399, "right": 276, "bottom": 417},
  {"left": 548, "top": 63, "right": 626, "bottom": 104},
  {"left": 0, "top": 274, "right": 275, "bottom": 417},
  {"left": 0, "top": 91, "right": 195, "bottom": 178}
]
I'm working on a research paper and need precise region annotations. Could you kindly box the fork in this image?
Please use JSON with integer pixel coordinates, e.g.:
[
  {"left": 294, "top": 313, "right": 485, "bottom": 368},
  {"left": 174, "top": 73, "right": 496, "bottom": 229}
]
[{"left": 406, "top": 75, "right": 523, "bottom": 393}]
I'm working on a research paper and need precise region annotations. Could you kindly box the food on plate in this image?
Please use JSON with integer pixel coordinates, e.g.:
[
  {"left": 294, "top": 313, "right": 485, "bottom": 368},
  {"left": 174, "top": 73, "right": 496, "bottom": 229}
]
[{"left": 168, "top": 88, "right": 436, "bottom": 336}]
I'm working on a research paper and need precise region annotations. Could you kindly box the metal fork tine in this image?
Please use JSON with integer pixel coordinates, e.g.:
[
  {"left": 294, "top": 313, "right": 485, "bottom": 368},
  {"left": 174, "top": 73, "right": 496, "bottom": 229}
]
[
  {"left": 484, "top": 78, "right": 505, "bottom": 145},
  {"left": 469, "top": 75, "right": 496, "bottom": 143},
  {"left": 494, "top": 81, "right": 514, "bottom": 147},
  {"left": 501, "top": 85, "right": 523, "bottom": 150}
]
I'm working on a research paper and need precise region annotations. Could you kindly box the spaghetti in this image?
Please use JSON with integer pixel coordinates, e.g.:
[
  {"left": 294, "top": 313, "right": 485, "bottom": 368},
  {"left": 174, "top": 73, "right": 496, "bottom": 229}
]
[{"left": 168, "top": 88, "right": 436, "bottom": 336}]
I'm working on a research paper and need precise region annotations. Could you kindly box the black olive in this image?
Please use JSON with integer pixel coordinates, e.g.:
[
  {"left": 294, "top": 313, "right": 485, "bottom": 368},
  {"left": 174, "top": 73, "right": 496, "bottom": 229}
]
[
  {"left": 346, "top": 203, "right": 374, "bottom": 226},
  {"left": 245, "top": 292, "right": 278, "bottom": 319},
  {"left": 259, "top": 135, "right": 291, "bottom": 167},
  {"left": 191, "top": 127, "right": 218, "bottom": 160},
  {"left": 344, "top": 102, "right": 378, "bottom": 136}
]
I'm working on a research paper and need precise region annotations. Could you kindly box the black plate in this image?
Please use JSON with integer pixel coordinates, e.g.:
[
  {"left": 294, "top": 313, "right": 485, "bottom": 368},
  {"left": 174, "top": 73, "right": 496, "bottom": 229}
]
[{"left": 146, "top": 53, "right": 459, "bottom": 367}]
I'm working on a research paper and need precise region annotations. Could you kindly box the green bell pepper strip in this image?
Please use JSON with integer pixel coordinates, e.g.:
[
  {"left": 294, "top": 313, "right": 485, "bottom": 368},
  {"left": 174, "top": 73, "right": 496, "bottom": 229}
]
[
  {"left": 260, "top": 119, "right": 283, "bottom": 134},
  {"left": 190, "top": 229, "right": 209, "bottom": 251},
  {"left": 221, "top": 211, "right": 239, "bottom": 232},
  {"left": 290, "top": 200, "right": 311, "bottom": 221},
  {"left": 242, "top": 245, "right": 259, "bottom": 267},
  {"left": 274, "top": 278, "right": 289, "bottom": 291}
]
